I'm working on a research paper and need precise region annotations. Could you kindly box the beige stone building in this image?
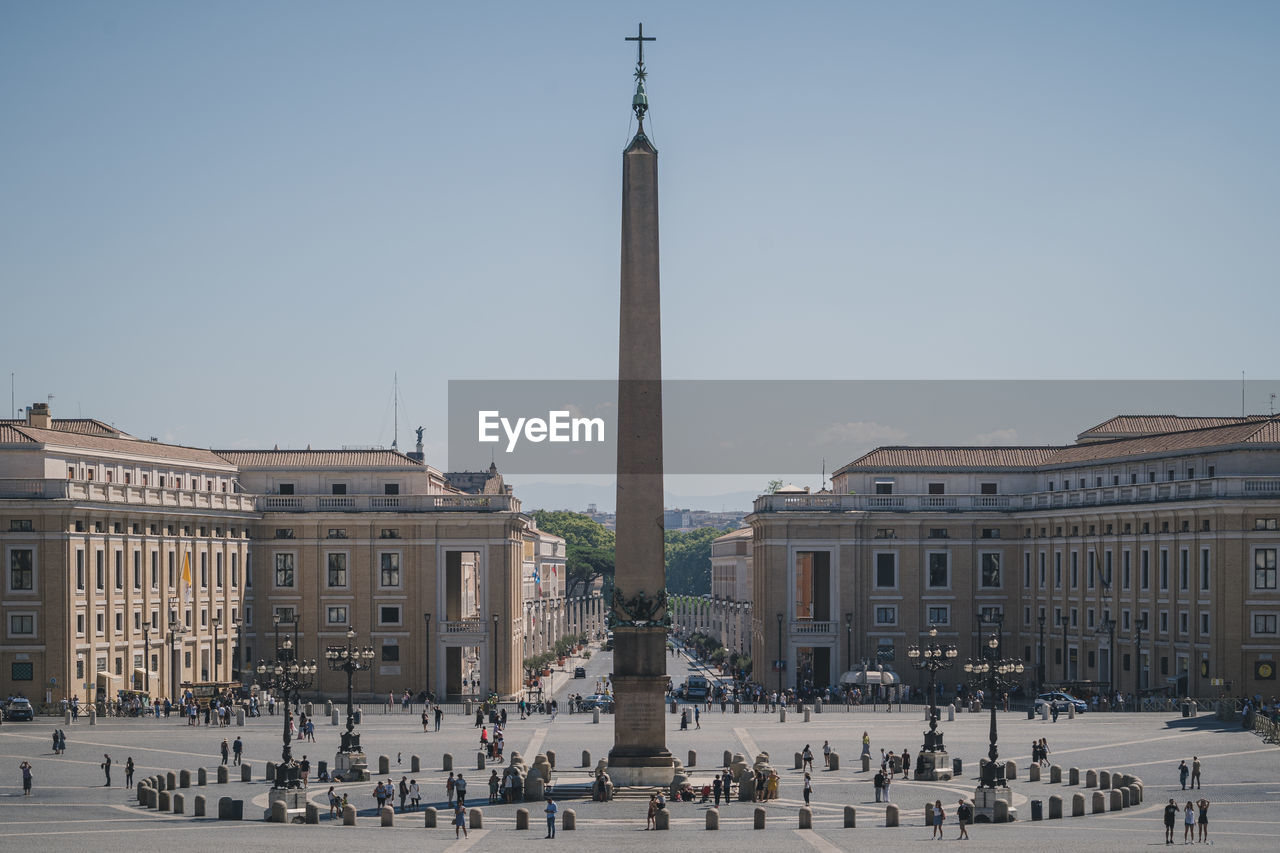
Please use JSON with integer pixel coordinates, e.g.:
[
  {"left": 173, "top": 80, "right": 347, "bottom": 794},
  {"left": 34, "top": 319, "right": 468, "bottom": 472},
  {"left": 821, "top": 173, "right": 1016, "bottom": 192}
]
[
  {"left": 749, "top": 415, "right": 1280, "bottom": 700},
  {"left": 0, "top": 405, "right": 602, "bottom": 707}
]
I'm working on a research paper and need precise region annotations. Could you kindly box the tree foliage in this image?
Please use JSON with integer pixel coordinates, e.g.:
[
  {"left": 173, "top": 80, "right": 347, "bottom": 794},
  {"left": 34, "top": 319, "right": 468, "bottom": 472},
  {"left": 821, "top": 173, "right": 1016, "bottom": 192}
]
[
  {"left": 533, "top": 510, "right": 616, "bottom": 597},
  {"left": 664, "top": 526, "right": 732, "bottom": 596}
]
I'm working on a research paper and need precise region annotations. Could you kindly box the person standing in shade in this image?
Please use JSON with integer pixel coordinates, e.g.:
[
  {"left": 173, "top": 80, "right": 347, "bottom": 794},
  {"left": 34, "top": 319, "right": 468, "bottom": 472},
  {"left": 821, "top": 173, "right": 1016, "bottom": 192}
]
[
  {"left": 19, "top": 761, "right": 33, "bottom": 796},
  {"left": 125, "top": 757, "right": 134, "bottom": 787},
  {"left": 545, "top": 796, "right": 558, "bottom": 838},
  {"left": 398, "top": 776, "right": 409, "bottom": 812},
  {"left": 435, "top": 705, "right": 443, "bottom": 732},
  {"left": 646, "top": 793, "right": 657, "bottom": 829},
  {"left": 1191, "top": 756, "right": 1201, "bottom": 789},
  {"left": 1163, "top": 798, "right": 1179, "bottom": 844},
  {"left": 446, "top": 772, "right": 455, "bottom": 805},
  {"left": 101, "top": 754, "right": 112, "bottom": 786}
]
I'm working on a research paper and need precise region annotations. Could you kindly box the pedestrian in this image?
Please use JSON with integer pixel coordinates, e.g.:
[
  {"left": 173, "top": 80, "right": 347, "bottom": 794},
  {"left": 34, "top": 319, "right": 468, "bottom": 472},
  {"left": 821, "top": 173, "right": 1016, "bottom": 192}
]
[
  {"left": 101, "top": 754, "right": 112, "bottom": 786},
  {"left": 1163, "top": 798, "right": 1178, "bottom": 844},
  {"left": 435, "top": 705, "right": 443, "bottom": 731},
  {"left": 489, "top": 770, "right": 500, "bottom": 804},
  {"left": 328, "top": 786, "right": 341, "bottom": 817},
  {"left": 802, "top": 744, "right": 814, "bottom": 772},
  {"left": 862, "top": 731, "right": 871, "bottom": 758},
  {"left": 410, "top": 779, "right": 421, "bottom": 810},
  {"left": 455, "top": 801, "right": 468, "bottom": 839},
  {"left": 932, "top": 799, "right": 946, "bottom": 840},
  {"left": 125, "top": 756, "right": 134, "bottom": 787},
  {"left": 422, "top": 709, "right": 430, "bottom": 732},
  {"left": 446, "top": 772, "right": 456, "bottom": 805},
  {"left": 694, "top": 706, "right": 700, "bottom": 729},
  {"left": 455, "top": 773, "right": 467, "bottom": 807},
  {"left": 1196, "top": 797, "right": 1209, "bottom": 843},
  {"left": 220, "top": 739, "right": 229, "bottom": 765},
  {"left": 51, "top": 730, "right": 58, "bottom": 755},
  {"left": 1184, "top": 800, "right": 1195, "bottom": 843},
  {"left": 803, "top": 772, "right": 812, "bottom": 805},
  {"left": 300, "top": 755, "right": 310, "bottom": 787},
  {"left": 957, "top": 799, "right": 971, "bottom": 840},
  {"left": 232, "top": 737, "right": 243, "bottom": 765},
  {"left": 822, "top": 740, "right": 831, "bottom": 768},
  {"left": 20, "top": 760, "right": 33, "bottom": 796},
  {"left": 882, "top": 769, "right": 892, "bottom": 803},
  {"left": 374, "top": 780, "right": 386, "bottom": 809},
  {"left": 545, "top": 796, "right": 558, "bottom": 838},
  {"left": 873, "top": 769, "right": 884, "bottom": 803},
  {"left": 712, "top": 773, "right": 722, "bottom": 807},
  {"left": 1191, "top": 756, "right": 1201, "bottom": 789},
  {"left": 646, "top": 793, "right": 657, "bottom": 829},
  {"left": 679, "top": 710, "right": 688, "bottom": 731},
  {"left": 1178, "top": 759, "right": 1189, "bottom": 790},
  {"left": 398, "top": 776, "right": 409, "bottom": 812},
  {"left": 902, "top": 748, "right": 911, "bottom": 780}
]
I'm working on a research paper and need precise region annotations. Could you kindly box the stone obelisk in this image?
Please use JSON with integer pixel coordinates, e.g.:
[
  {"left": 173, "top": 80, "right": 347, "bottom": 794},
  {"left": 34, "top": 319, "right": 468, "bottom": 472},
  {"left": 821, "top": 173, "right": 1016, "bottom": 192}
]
[{"left": 607, "top": 23, "right": 674, "bottom": 788}]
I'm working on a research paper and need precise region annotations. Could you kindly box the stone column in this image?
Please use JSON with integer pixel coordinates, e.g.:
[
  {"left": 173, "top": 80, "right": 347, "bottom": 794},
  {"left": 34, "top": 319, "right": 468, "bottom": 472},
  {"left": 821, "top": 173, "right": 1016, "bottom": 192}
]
[{"left": 607, "top": 106, "right": 673, "bottom": 788}]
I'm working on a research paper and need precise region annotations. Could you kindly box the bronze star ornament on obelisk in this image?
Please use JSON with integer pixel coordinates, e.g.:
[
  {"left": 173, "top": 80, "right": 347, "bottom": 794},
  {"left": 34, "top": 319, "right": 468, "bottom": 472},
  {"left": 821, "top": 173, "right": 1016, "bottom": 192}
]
[{"left": 607, "top": 22, "right": 674, "bottom": 788}]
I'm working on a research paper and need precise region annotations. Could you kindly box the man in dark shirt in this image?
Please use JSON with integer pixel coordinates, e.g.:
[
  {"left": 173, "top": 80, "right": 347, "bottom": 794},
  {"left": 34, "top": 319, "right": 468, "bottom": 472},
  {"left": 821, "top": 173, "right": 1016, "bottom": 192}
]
[{"left": 1164, "top": 799, "right": 1179, "bottom": 844}]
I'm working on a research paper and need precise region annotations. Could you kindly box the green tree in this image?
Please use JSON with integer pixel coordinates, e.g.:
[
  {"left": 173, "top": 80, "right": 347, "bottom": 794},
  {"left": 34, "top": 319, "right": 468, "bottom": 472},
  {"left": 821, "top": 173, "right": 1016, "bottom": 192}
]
[
  {"left": 664, "top": 527, "right": 732, "bottom": 595},
  {"left": 766, "top": 480, "right": 784, "bottom": 494},
  {"left": 533, "top": 510, "right": 616, "bottom": 597}
]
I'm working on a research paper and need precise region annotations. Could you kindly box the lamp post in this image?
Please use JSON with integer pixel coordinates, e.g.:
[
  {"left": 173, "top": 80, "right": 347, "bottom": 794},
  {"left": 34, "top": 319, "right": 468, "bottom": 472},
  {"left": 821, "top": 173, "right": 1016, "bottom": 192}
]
[
  {"left": 963, "top": 631, "right": 1025, "bottom": 792},
  {"left": 491, "top": 613, "right": 500, "bottom": 698},
  {"left": 211, "top": 614, "right": 222, "bottom": 682},
  {"left": 1058, "top": 612, "right": 1070, "bottom": 683},
  {"left": 1096, "top": 617, "right": 1116, "bottom": 697},
  {"left": 142, "top": 621, "right": 152, "bottom": 694},
  {"left": 423, "top": 613, "right": 432, "bottom": 702},
  {"left": 907, "top": 626, "right": 958, "bottom": 778},
  {"left": 776, "top": 612, "right": 784, "bottom": 694},
  {"left": 232, "top": 617, "right": 242, "bottom": 682},
  {"left": 254, "top": 617, "right": 316, "bottom": 790},
  {"left": 326, "top": 627, "right": 375, "bottom": 776},
  {"left": 167, "top": 596, "right": 185, "bottom": 705},
  {"left": 1036, "top": 613, "right": 1046, "bottom": 693},
  {"left": 845, "top": 612, "right": 853, "bottom": 675},
  {"left": 1134, "top": 614, "right": 1147, "bottom": 699}
]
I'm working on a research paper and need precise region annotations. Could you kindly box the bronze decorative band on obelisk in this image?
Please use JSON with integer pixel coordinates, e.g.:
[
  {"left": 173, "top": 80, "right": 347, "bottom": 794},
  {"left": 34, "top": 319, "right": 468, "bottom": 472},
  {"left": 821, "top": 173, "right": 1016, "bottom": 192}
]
[{"left": 607, "top": 22, "right": 675, "bottom": 788}]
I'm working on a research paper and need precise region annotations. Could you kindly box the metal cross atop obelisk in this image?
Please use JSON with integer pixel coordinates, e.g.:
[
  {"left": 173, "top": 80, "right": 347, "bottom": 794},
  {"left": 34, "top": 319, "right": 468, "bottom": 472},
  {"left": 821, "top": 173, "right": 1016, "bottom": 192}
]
[
  {"left": 625, "top": 23, "right": 655, "bottom": 126},
  {"left": 607, "top": 22, "right": 673, "bottom": 788}
]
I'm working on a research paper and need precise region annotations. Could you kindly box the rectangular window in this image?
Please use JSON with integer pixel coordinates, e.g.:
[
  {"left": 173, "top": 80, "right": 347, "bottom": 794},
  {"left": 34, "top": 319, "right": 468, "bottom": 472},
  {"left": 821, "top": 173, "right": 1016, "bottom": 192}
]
[
  {"left": 381, "top": 643, "right": 400, "bottom": 662},
  {"left": 274, "top": 528, "right": 295, "bottom": 539},
  {"left": 1256, "top": 518, "right": 1278, "bottom": 531},
  {"left": 9, "top": 613, "right": 34, "bottom": 635},
  {"left": 1088, "top": 551, "right": 1096, "bottom": 589},
  {"left": 874, "top": 480, "right": 893, "bottom": 495},
  {"left": 1023, "top": 552, "right": 1031, "bottom": 588},
  {"left": 384, "top": 483, "right": 400, "bottom": 495},
  {"left": 928, "top": 483, "right": 945, "bottom": 495},
  {"left": 132, "top": 550, "right": 141, "bottom": 589},
  {"left": 1039, "top": 552, "right": 1046, "bottom": 588},
  {"left": 1254, "top": 614, "right": 1277, "bottom": 634},
  {"left": 168, "top": 551, "right": 175, "bottom": 587},
  {"left": 980, "top": 483, "right": 998, "bottom": 495},
  {"left": 981, "top": 528, "right": 1001, "bottom": 539},
  {"left": 1255, "top": 549, "right": 1277, "bottom": 590},
  {"left": 76, "top": 613, "right": 84, "bottom": 634},
  {"left": 874, "top": 553, "right": 896, "bottom": 588},
  {"left": 231, "top": 553, "right": 239, "bottom": 588},
  {"left": 216, "top": 552, "right": 224, "bottom": 587},
  {"left": 9, "top": 519, "right": 34, "bottom": 532},
  {"left": 327, "top": 553, "right": 348, "bottom": 587},
  {"left": 928, "top": 528, "right": 949, "bottom": 539},
  {"left": 1160, "top": 550, "right": 1169, "bottom": 590},
  {"left": 875, "top": 641, "right": 895, "bottom": 661},
  {"left": 1087, "top": 608, "right": 1095, "bottom": 628},
  {"left": 980, "top": 553, "right": 1001, "bottom": 588},
  {"left": 199, "top": 552, "right": 207, "bottom": 588},
  {"left": 1199, "top": 613, "right": 1209, "bottom": 636},
  {"left": 274, "top": 606, "right": 297, "bottom": 624},
  {"left": 1159, "top": 611, "right": 1169, "bottom": 633},
  {"left": 927, "top": 605, "right": 950, "bottom": 625},
  {"left": 114, "top": 550, "right": 123, "bottom": 589},
  {"left": 1140, "top": 550, "right": 1150, "bottom": 590},
  {"left": 278, "top": 483, "right": 294, "bottom": 495},
  {"left": 327, "top": 528, "right": 348, "bottom": 539},
  {"left": 96, "top": 550, "right": 105, "bottom": 590},
  {"left": 11, "top": 661, "right": 33, "bottom": 681},
  {"left": 874, "top": 606, "right": 897, "bottom": 625},
  {"left": 1179, "top": 549, "right": 1189, "bottom": 591},
  {"left": 379, "top": 553, "right": 401, "bottom": 587},
  {"left": 76, "top": 550, "right": 85, "bottom": 591},
  {"left": 1179, "top": 611, "right": 1189, "bottom": 635},
  {"left": 1054, "top": 552, "right": 1062, "bottom": 588},
  {"left": 326, "top": 606, "right": 348, "bottom": 625},
  {"left": 9, "top": 548, "right": 34, "bottom": 591},
  {"left": 980, "top": 605, "right": 1003, "bottom": 624},
  {"left": 1200, "top": 548, "right": 1210, "bottom": 591},
  {"left": 274, "top": 553, "right": 295, "bottom": 588},
  {"left": 1070, "top": 551, "right": 1078, "bottom": 589},
  {"left": 380, "top": 528, "right": 401, "bottom": 539},
  {"left": 331, "top": 483, "right": 347, "bottom": 495},
  {"left": 927, "top": 553, "right": 948, "bottom": 588}
]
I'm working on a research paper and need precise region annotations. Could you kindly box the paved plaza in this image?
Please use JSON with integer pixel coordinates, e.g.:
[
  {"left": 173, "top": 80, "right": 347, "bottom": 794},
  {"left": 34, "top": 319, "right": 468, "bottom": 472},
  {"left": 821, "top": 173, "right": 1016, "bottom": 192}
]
[{"left": 3, "top": 648, "right": 1278, "bottom": 851}]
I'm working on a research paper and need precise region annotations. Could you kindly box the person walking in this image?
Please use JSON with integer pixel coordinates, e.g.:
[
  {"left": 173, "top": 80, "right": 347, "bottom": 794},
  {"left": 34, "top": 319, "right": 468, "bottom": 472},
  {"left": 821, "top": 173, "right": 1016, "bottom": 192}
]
[
  {"left": 957, "top": 799, "right": 971, "bottom": 840},
  {"left": 646, "top": 793, "right": 658, "bottom": 829},
  {"left": 802, "top": 772, "right": 812, "bottom": 805},
  {"left": 545, "top": 796, "right": 558, "bottom": 838},
  {"left": 694, "top": 706, "right": 700, "bottom": 729},
  {"left": 232, "top": 737, "right": 243, "bottom": 766},
  {"left": 1179, "top": 759, "right": 1189, "bottom": 790},
  {"left": 1196, "top": 798, "right": 1210, "bottom": 843},
  {"left": 220, "top": 739, "right": 229, "bottom": 765},
  {"left": 125, "top": 757, "right": 134, "bottom": 787},
  {"left": 1183, "top": 800, "right": 1195, "bottom": 843},
  {"left": 1191, "top": 756, "right": 1201, "bottom": 789},
  {"left": 454, "top": 801, "right": 468, "bottom": 839},
  {"left": 300, "top": 756, "right": 310, "bottom": 787},
  {"left": 101, "top": 754, "right": 112, "bottom": 786},
  {"left": 435, "top": 705, "right": 443, "bottom": 732},
  {"left": 931, "top": 799, "right": 946, "bottom": 840},
  {"left": 19, "top": 761, "right": 33, "bottom": 796},
  {"left": 1163, "top": 798, "right": 1179, "bottom": 844},
  {"left": 327, "top": 786, "right": 341, "bottom": 817}
]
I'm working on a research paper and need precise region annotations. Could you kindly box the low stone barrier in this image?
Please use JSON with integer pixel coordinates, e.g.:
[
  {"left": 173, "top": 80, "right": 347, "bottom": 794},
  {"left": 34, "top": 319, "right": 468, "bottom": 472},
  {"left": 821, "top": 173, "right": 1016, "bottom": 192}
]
[
  {"left": 799, "top": 806, "right": 812, "bottom": 828},
  {"left": 1005, "top": 760, "right": 1017, "bottom": 780},
  {"left": 516, "top": 808, "right": 529, "bottom": 830},
  {"left": 830, "top": 752, "right": 840, "bottom": 771},
  {"left": 145, "top": 788, "right": 158, "bottom": 809},
  {"left": 993, "top": 800, "right": 1011, "bottom": 822},
  {"left": 1050, "top": 765, "right": 1062, "bottom": 783},
  {"left": 1068, "top": 767, "right": 1079, "bottom": 786},
  {"left": 194, "top": 795, "right": 206, "bottom": 817},
  {"left": 476, "top": 752, "right": 486, "bottom": 770},
  {"left": 655, "top": 809, "right": 669, "bottom": 830},
  {"left": 443, "top": 753, "right": 453, "bottom": 771},
  {"left": 136, "top": 782, "right": 149, "bottom": 803},
  {"left": 378, "top": 755, "right": 390, "bottom": 775},
  {"left": 754, "top": 807, "right": 766, "bottom": 829},
  {"left": 1091, "top": 791, "right": 1105, "bottom": 814},
  {"left": 166, "top": 771, "right": 177, "bottom": 790},
  {"left": 1071, "top": 793, "right": 1085, "bottom": 817},
  {"left": 270, "top": 800, "right": 287, "bottom": 823},
  {"left": 1029, "top": 763, "right": 1041, "bottom": 782},
  {"left": 197, "top": 768, "right": 207, "bottom": 786},
  {"left": 706, "top": 808, "right": 719, "bottom": 829},
  {"left": 925, "top": 802, "right": 935, "bottom": 825},
  {"left": 411, "top": 755, "right": 420, "bottom": 773},
  {"left": 158, "top": 791, "right": 171, "bottom": 812},
  {"left": 1108, "top": 790, "right": 1122, "bottom": 811},
  {"left": 1085, "top": 769, "right": 1097, "bottom": 788},
  {"left": 844, "top": 806, "right": 856, "bottom": 827},
  {"left": 425, "top": 807, "right": 437, "bottom": 828},
  {"left": 179, "top": 769, "right": 191, "bottom": 788},
  {"left": 343, "top": 804, "right": 356, "bottom": 826},
  {"left": 380, "top": 805, "right": 393, "bottom": 826},
  {"left": 217, "top": 765, "right": 229, "bottom": 784},
  {"left": 885, "top": 804, "right": 899, "bottom": 827},
  {"left": 469, "top": 808, "right": 483, "bottom": 829},
  {"left": 173, "top": 792, "right": 185, "bottom": 814},
  {"left": 1048, "top": 794, "right": 1062, "bottom": 819},
  {"left": 305, "top": 803, "right": 318, "bottom": 824},
  {"left": 1099, "top": 770, "right": 1111, "bottom": 789},
  {"left": 563, "top": 809, "right": 575, "bottom": 830},
  {"left": 583, "top": 750, "right": 591, "bottom": 768}
]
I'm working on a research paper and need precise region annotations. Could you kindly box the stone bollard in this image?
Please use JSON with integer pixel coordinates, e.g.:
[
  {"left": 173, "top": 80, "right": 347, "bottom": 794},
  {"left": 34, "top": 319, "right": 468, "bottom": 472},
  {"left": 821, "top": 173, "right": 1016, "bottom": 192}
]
[
  {"left": 1121, "top": 787, "right": 1131, "bottom": 808},
  {"left": 380, "top": 805, "right": 394, "bottom": 826},
  {"left": 1041, "top": 705, "right": 1049, "bottom": 720},
  {"left": 476, "top": 752, "right": 486, "bottom": 771},
  {"left": 305, "top": 702, "right": 313, "bottom": 717},
  {"left": 779, "top": 708, "right": 787, "bottom": 723},
  {"left": 1067, "top": 766, "right": 1078, "bottom": 785},
  {"left": 332, "top": 710, "right": 339, "bottom": 726},
  {"left": 166, "top": 771, "right": 177, "bottom": 790},
  {"left": 1091, "top": 792, "right": 1105, "bottom": 814},
  {"left": 325, "top": 700, "right": 333, "bottom": 716},
  {"left": 270, "top": 800, "right": 287, "bottom": 823},
  {"left": 1099, "top": 769, "right": 1111, "bottom": 789},
  {"left": 411, "top": 755, "right": 420, "bottom": 773},
  {"left": 688, "top": 750, "right": 696, "bottom": 767},
  {"left": 173, "top": 793, "right": 185, "bottom": 814},
  {"left": 89, "top": 708, "right": 96, "bottom": 725},
  {"left": 443, "top": 753, "right": 453, "bottom": 772},
  {"left": 1071, "top": 793, "right": 1085, "bottom": 817},
  {"left": 65, "top": 709, "right": 72, "bottom": 725},
  {"left": 1068, "top": 704, "right": 1076, "bottom": 719},
  {"left": 1048, "top": 794, "right": 1063, "bottom": 819},
  {"left": 804, "top": 709, "right": 811, "bottom": 723},
  {"left": 194, "top": 794, "right": 206, "bottom": 817},
  {"left": 583, "top": 750, "right": 591, "bottom": 768},
  {"left": 795, "top": 752, "right": 804, "bottom": 770},
  {"left": 197, "top": 768, "right": 207, "bottom": 786},
  {"left": 266, "top": 762, "right": 275, "bottom": 783},
  {"left": 885, "top": 803, "right": 899, "bottom": 827},
  {"left": 844, "top": 805, "right": 857, "bottom": 827},
  {"left": 1109, "top": 790, "right": 1122, "bottom": 811},
  {"left": 136, "top": 781, "right": 148, "bottom": 803},
  {"left": 241, "top": 763, "right": 252, "bottom": 783},
  {"left": 830, "top": 752, "right": 840, "bottom": 771},
  {"left": 655, "top": 809, "right": 670, "bottom": 830},
  {"left": 1005, "top": 760, "right": 1017, "bottom": 780},
  {"left": 469, "top": 808, "right": 483, "bottom": 829},
  {"left": 343, "top": 804, "right": 356, "bottom": 826},
  {"left": 948, "top": 704, "right": 955, "bottom": 721},
  {"left": 706, "top": 807, "right": 719, "bottom": 829},
  {"left": 563, "top": 809, "right": 575, "bottom": 830},
  {"left": 994, "top": 800, "right": 1011, "bottom": 823},
  {"left": 527, "top": 776, "right": 545, "bottom": 800},
  {"left": 754, "top": 807, "right": 766, "bottom": 829},
  {"left": 218, "top": 796, "right": 234, "bottom": 819},
  {"left": 861, "top": 754, "right": 870, "bottom": 772},
  {"left": 217, "top": 765, "right": 228, "bottom": 784},
  {"left": 547, "top": 750, "right": 556, "bottom": 770},
  {"left": 425, "top": 807, "right": 437, "bottom": 828},
  {"left": 1029, "top": 763, "right": 1041, "bottom": 782},
  {"left": 925, "top": 802, "right": 935, "bottom": 825},
  {"left": 516, "top": 808, "right": 529, "bottom": 830},
  {"left": 815, "top": 698, "right": 822, "bottom": 713},
  {"left": 155, "top": 774, "right": 165, "bottom": 792},
  {"left": 799, "top": 806, "right": 813, "bottom": 828},
  {"left": 305, "top": 803, "right": 318, "bottom": 824},
  {"left": 593, "top": 708, "right": 600, "bottom": 724},
  {"left": 1085, "top": 769, "right": 1098, "bottom": 788},
  {"left": 378, "top": 755, "right": 390, "bottom": 775},
  {"left": 145, "top": 788, "right": 158, "bottom": 809}
]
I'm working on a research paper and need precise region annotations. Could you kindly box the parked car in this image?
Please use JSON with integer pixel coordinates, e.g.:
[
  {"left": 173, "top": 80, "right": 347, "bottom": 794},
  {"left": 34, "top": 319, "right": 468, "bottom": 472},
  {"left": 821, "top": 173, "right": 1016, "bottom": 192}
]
[
  {"left": 573, "top": 666, "right": 587, "bottom": 679},
  {"left": 1034, "top": 691, "right": 1088, "bottom": 713},
  {"left": 578, "top": 693, "right": 615, "bottom": 711},
  {"left": 3, "top": 696, "right": 34, "bottom": 721}
]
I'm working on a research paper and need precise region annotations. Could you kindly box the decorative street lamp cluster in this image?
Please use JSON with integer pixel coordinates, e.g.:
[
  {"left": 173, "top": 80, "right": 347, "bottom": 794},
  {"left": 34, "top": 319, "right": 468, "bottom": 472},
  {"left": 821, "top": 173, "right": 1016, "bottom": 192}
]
[
  {"left": 326, "top": 628, "right": 375, "bottom": 758},
  {"left": 963, "top": 632, "right": 1025, "bottom": 789},
  {"left": 254, "top": 621, "right": 317, "bottom": 790},
  {"left": 907, "top": 627, "right": 958, "bottom": 759}
]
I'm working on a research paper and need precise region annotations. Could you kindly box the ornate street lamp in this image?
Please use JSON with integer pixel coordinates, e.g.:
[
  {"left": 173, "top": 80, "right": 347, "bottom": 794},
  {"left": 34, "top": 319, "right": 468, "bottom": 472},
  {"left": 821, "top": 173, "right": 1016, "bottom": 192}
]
[
  {"left": 167, "top": 597, "right": 185, "bottom": 705},
  {"left": 963, "top": 632, "right": 1025, "bottom": 792},
  {"left": 907, "top": 626, "right": 958, "bottom": 779},
  {"left": 254, "top": 617, "right": 316, "bottom": 790},
  {"left": 1096, "top": 616, "right": 1117, "bottom": 697},
  {"left": 325, "top": 627, "right": 375, "bottom": 779},
  {"left": 1036, "top": 612, "right": 1047, "bottom": 694},
  {"left": 422, "top": 613, "right": 432, "bottom": 701},
  {"left": 142, "top": 620, "right": 152, "bottom": 694},
  {"left": 211, "top": 614, "right": 222, "bottom": 682},
  {"left": 491, "top": 613, "right": 500, "bottom": 698}
]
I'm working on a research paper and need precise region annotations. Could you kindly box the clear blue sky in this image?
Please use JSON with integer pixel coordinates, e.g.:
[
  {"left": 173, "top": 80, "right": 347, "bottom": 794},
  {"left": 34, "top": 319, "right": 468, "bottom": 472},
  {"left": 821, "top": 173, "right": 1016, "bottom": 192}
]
[{"left": 3, "top": 2, "right": 1278, "bottom": 482}]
